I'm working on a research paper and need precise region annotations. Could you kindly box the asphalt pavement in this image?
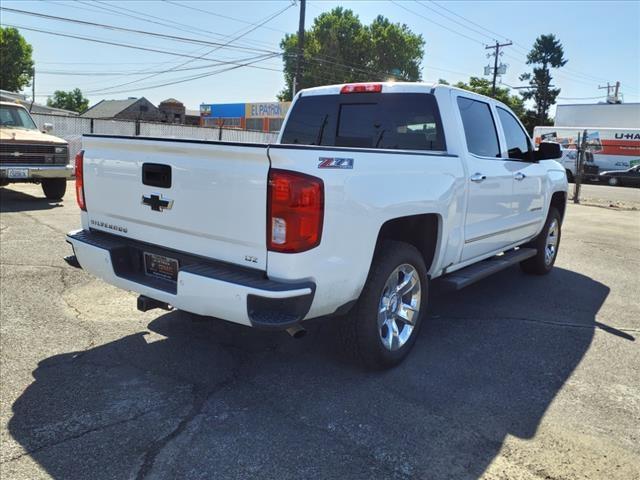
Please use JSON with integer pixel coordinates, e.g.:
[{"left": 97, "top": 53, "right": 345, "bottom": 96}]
[{"left": 1, "top": 182, "right": 639, "bottom": 479}]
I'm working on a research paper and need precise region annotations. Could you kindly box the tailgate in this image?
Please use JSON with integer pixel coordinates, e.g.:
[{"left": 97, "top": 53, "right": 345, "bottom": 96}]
[{"left": 82, "top": 135, "right": 269, "bottom": 269}]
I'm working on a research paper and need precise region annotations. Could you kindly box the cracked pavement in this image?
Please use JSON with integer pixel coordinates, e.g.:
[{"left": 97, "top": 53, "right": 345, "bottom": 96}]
[{"left": 1, "top": 182, "right": 639, "bottom": 479}]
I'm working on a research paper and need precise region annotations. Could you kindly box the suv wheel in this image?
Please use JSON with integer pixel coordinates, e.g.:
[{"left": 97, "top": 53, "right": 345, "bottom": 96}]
[
  {"left": 344, "top": 240, "right": 428, "bottom": 369},
  {"left": 565, "top": 169, "right": 574, "bottom": 183},
  {"left": 41, "top": 178, "right": 67, "bottom": 200},
  {"left": 520, "top": 207, "right": 562, "bottom": 275}
]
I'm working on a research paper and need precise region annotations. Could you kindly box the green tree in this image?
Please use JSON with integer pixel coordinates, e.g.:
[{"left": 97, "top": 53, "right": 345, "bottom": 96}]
[
  {"left": 278, "top": 7, "right": 424, "bottom": 100},
  {"left": 519, "top": 34, "right": 567, "bottom": 131},
  {"left": 454, "top": 76, "right": 525, "bottom": 119},
  {"left": 0, "top": 27, "right": 34, "bottom": 92},
  {"left": 46, "top": 88, "right": 90, "bottom": 113}
]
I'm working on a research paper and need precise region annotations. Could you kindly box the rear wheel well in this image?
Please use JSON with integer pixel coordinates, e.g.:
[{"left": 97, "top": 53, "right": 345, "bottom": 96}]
[
  {"left": 374, "top": 214, "right": 439, "bottom": 274},
  {"left": 551, "top": 191, "right": 567, "bottom": 223}
]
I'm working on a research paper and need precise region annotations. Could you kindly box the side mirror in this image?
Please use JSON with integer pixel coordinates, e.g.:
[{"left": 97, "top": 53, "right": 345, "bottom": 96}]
[
  {"left": 42, "top": 123, "right": 53, "bottom": 133},
  {"left": 535, "top": 141, "right": 562, "bottom": 161}
]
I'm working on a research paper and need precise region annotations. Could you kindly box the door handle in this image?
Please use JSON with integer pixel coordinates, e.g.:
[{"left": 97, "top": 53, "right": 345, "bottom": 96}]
[
  {"left": 470, "top": 173, "right": 487, "bottom": 183},
  {"left": 514, "top": 172, "right": 526, "bottom": 181}
]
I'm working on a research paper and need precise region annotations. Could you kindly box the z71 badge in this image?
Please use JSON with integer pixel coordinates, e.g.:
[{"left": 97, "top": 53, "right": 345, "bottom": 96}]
[{"left": 318, "top": 157, "right": 354, "bottom": 169}]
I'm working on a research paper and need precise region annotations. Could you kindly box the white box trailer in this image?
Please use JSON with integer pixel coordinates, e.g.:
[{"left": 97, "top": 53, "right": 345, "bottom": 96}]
[{"left": 555, "top": 103, "right": 640, "bottom": 128}]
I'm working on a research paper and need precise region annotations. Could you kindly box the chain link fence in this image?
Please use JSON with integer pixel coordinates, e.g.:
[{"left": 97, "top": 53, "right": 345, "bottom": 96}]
[{"left": 30, "top": 113, "right": 279, "bottom": 165}]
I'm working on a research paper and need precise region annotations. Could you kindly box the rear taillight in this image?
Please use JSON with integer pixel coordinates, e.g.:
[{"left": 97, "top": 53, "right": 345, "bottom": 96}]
[
  {"left": 267, "top": 169, "right": 324, "bottom": 253},
  {"left": 75, "top": 150, "right": 86, "bottom": 211},
  {"left": 340, "top": 83, "right": 383, "bottom": 94}
]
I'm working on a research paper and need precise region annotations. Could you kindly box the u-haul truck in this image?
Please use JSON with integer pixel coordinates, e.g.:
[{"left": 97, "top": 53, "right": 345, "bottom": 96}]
[
  {"left": 534, "top": 103, "right": 640, "bottom": 181},
  {"left": 533, "top": 127, "right": 640, "bottom": 181}
]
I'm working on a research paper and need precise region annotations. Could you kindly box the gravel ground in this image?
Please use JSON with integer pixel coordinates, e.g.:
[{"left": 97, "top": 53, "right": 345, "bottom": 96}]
[
  {"left": 570, "top": 182, "right": 640, "bottom": 210},
  {"left": 1, "top": 182, "right": 638, "bottom": 480}
]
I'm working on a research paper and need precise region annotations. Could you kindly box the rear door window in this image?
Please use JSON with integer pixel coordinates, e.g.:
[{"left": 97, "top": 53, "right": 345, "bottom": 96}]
[
  {"left": 457, "top": 97, "right": 500, "bottom": 158},
  {"left": 281, "top": 93, "right": 445, "bottom": 151}
]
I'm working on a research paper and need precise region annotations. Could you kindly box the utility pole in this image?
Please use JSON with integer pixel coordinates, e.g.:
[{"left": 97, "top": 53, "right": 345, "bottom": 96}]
[
  {"left": 485, "top": 41, "right": 512, "bottom": 97},
  {"left": 293, "top": 0, "right": 306, "bottom": 97},
  {"left": 573, "top": 130, "right": 588, "bottom": 204},
  {"left": 599, "top": 81, "right": 622, "bottom": 103},
  {"left": 29, "top": 71, "right": 35, "bottom": 112}
]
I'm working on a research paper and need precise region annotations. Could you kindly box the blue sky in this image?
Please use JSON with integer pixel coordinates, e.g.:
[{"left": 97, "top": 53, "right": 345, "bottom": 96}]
[{"left": 2, "top": 0, "right": 639, "bottom": 112}]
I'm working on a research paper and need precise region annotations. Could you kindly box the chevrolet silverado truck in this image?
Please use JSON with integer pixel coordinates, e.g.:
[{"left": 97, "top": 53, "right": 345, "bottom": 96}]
[
  {"left": 0, "top": 101, "right": 72, "bottom": 200},
  {"left": 65, "top": 83, "right": 567, "bottom": 369}
]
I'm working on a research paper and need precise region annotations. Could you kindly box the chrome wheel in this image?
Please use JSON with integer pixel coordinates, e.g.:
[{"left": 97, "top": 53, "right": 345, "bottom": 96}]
[
  {"left": 545, "top": 219, "right": 559, "bottom": 266},
  {"left": 378, "top": 264, "right": 421, "bottom": 351}
]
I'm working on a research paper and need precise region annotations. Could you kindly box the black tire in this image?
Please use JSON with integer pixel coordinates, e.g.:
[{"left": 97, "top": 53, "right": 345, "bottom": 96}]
[
  {"left": 608, "top": 177, "right": 619, "bottom": 187},
  {"left": 41, "top": 178, "right": 67, "bottom": 200},
  {"left": 520, "top": 207, "right": 562, "bottom": 275},
  {"left": 565, "top": 169, "right": 574, "bottom": 183},
  {"left": 343, "top": 240, "right": 428, "bottom": 370}
]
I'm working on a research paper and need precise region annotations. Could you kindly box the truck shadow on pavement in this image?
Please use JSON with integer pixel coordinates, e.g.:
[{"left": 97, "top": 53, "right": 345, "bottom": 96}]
[
  {"left": 0, "top": 186, "right": 63, "bottom": 212},
  {"left": 9, "top": 267, "right": 612, "bottom": 479}
]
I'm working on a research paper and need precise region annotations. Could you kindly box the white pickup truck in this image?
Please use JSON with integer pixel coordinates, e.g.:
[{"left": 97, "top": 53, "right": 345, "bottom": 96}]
[{"left": 66, "top": 83, "right": 567, "bottom": 369}]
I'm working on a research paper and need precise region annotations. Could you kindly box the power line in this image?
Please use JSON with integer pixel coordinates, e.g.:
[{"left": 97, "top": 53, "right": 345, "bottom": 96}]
[
  {"left": 79, "top": 0, "right": 284, "bottom": 53},
  {"left": 415, "top": 1, "right": 498, "bottom": 42},
  {"left": 51, "top": 0, "right": 215, "bottom": 41},
  {"left": 81, "top": 2, "right": 294, "bottom": 95},
  {"left": 1, "top": 7, "right": 279, "bottom": 55},
  {"left": 36, "top": 62, "right": 285, "bottom": 75},
  {"left": 61, "top": 0, "right": 282, "bottom": 92},
  {"left": 162, "top": 0, "right": 408, "bottom": 82},
  {"left": 501, "top": 52, "right": 602, "bottom": 89},
  {"left": 427, "top": 0, "right": 623, "bottom": 87},
  {"left": 391, "top": 0, "right": 487, "bottom": 46},
  {"left": 24, "top": 2, "right": 408, "bottom": 91},
  {"left": 3, "top": 23, "right": 281, "bottom": 71},
  {"left": 162, "top": 0, "right": 291, "bottom": 35},
  {"left": 428, "top": 0, "right": 512, "bottom": 44},
  {"left": 36, "top": 54, "right": 281, "bottom": 97},
  {"left": 88, "top": 55, "right": 281, "bottom": 95},
  {"left": 9, "top": 2, "right": 383, "bottom": 92}
]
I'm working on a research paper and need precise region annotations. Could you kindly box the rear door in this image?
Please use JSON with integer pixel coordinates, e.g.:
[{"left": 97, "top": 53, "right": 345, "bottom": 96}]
[
  {"left": 454, "top": 94, "right": 518, "bottom": 261},
  {"left": 495, "top": 106, "right": 546, "bottom": 241},
  {"left": 82, "top": 136, "right": 270, "bottom": 269}
]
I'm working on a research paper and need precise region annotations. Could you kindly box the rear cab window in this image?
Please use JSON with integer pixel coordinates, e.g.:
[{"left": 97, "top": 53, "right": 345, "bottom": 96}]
[{"left": 281, "top": 92, "right": 445, "bottom": 152}]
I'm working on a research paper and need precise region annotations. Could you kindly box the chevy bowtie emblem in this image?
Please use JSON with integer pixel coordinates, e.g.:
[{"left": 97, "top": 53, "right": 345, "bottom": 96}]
[
  {"left": 11, "top": 151, "right": 23, "bottom": 157},
  {"left": 142, "top": 193, "right": 173, "bottom": 212}
]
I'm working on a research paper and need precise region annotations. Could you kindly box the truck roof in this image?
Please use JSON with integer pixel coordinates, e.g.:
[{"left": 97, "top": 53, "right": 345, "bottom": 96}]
[
  {"left": 299, "top": 82, "right": 438, "bottom": 97},
  {"left": 0, "top": 100, "right": 28, "bottom": 109},
  {"left": 297, "top": 82, "right": 512, "bottom": 111}
]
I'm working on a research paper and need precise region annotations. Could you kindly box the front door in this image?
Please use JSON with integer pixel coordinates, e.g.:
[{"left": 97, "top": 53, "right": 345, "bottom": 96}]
[
  {"left": 495, "top": 106, "right": 546, "bottom": 242},
  {"left": 456, "top": 95, "right": 518, "bottom": 261}
]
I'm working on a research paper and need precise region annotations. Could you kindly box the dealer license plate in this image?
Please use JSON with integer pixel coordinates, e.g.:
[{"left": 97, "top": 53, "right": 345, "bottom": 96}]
[
  {"left": 7, "top": 168, "right": 29, "bottom": 179},
  {"left": 143, "top": 252, "right": 179, "bottom": 282}
]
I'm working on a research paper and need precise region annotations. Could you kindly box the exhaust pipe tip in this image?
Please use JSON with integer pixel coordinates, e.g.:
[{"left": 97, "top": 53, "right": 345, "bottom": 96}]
[{"left": 286, "top": 324, "right": 307, "bottom": 339}]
